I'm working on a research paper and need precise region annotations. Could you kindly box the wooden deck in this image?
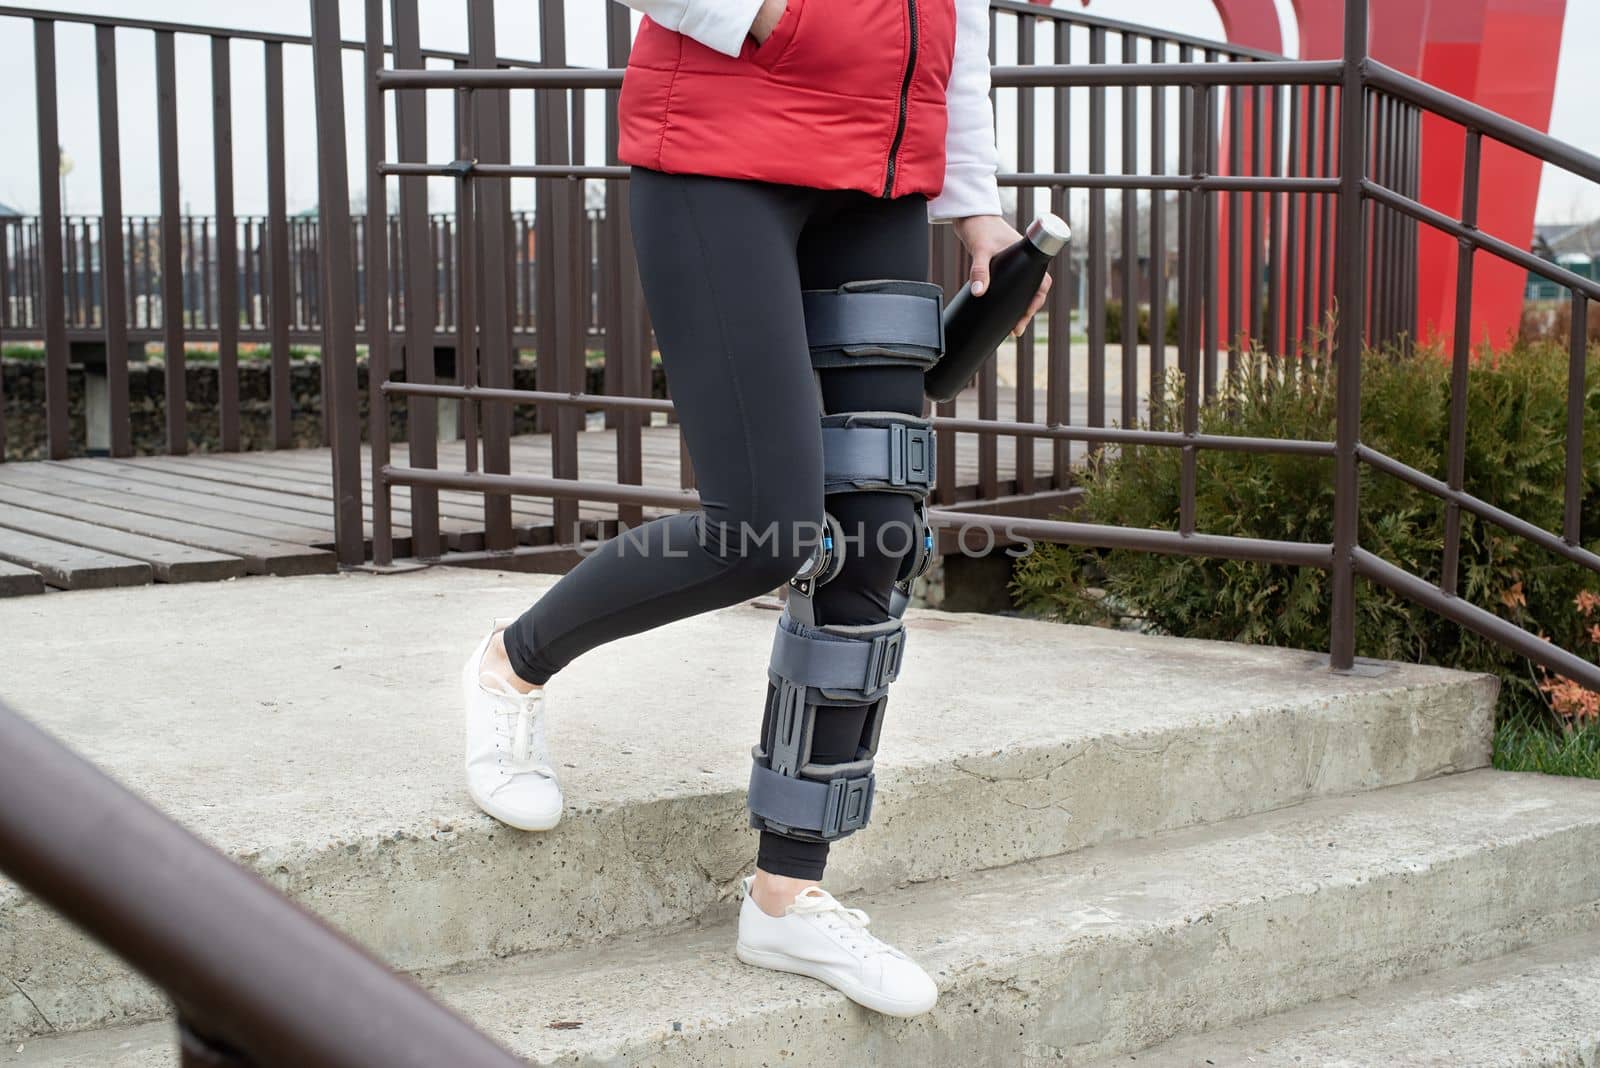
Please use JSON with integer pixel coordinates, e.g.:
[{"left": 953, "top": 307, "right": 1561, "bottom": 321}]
[{"left": 0, "top": 407, "right": 1077, "bottom": 596}]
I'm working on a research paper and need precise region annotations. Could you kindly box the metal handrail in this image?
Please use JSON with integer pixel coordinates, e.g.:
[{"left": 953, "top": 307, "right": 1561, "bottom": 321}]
[{"left": 0, "top": 698, "right": 524, "bottom": 1067}]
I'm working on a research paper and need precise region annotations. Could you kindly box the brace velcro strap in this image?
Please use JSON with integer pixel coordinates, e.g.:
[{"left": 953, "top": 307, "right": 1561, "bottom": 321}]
[
  {"left": 769, "top": 613, "right": 906, "bottom": 701},
  {"left": 747, "top": 761, "right": 876, "bottom": 839},
  {"left": 802, "top": 281, "right": 944, "bottom": 368},
  {"left": 820, "top": 414, "right": 935, "bottom": 496}
]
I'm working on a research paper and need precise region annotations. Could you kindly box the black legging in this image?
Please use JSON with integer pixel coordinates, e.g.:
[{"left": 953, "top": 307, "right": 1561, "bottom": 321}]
[{"left": 504, "top": 165, "right": 929, "bottom": 880}]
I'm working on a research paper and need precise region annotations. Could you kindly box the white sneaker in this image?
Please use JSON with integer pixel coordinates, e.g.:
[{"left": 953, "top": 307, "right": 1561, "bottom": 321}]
[
  {"left": 462, "top": 618, "right": 563, "bottom": 831},
  {"left": 735, "top": 875, "right": 938, "bottom": 1018}
]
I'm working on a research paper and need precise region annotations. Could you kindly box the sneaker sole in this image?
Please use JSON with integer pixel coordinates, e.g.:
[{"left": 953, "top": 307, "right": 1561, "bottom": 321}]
[{"left": 733, "top": 940, "right": 938, "bottom": 1018}]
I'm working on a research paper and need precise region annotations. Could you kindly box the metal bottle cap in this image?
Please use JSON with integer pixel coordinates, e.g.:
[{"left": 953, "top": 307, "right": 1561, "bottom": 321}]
[{"left": 1025, "top": 212, "right": 1072, "bottom": 256}]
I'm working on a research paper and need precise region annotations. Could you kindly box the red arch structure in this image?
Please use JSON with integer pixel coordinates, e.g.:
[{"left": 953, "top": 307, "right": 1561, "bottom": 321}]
[{"left": 1043, "top": 0, "right": 1568, "bottom": 349}]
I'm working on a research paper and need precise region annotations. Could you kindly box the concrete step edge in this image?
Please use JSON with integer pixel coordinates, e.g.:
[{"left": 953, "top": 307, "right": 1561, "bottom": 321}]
[
  {"left": 10, "top": 768, "right": 1600, "bottom": 1066},
  {"left": 1088, "top": 925, "right": 1600, "bottom": 1067},
  {"left": 0, "top": 668, "right": 1494, "bottom": 1044}
]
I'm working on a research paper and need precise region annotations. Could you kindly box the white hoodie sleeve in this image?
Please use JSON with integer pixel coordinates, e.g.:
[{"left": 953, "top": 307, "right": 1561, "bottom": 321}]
[
  {"left": 926, "top": 0, "right": 1003, "bottom": 223},
  {"left": 610, "top": 0, "right": 765, "bottom": 58}
]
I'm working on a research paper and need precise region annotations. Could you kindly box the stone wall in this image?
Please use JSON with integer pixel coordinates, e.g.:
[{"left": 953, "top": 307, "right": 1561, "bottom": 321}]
[{"left": 1, "top": 357, "right": 667, "bottom": 460}]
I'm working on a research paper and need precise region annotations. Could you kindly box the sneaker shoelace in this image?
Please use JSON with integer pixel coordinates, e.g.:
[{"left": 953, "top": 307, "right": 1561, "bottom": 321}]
[
  {"left": 787, "top": 887, "right": 903, "bottom": 960},
  {"left": 477, "top": 672, "right": 555, "bottom": 779}
]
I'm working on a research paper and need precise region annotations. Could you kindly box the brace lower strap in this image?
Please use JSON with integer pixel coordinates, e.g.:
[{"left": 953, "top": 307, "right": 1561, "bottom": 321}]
[{"left": 747, "top": 761, "right": 876, "bottom": 840}]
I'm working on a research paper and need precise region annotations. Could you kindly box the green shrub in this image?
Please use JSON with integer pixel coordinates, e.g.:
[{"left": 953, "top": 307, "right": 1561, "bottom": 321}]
[
  {"left": 1495, "top": 716, "right": 1600, "bottom": 777},
  {"left": 1010, "top": 342, "right": 1600, "bottom": 728},
  {"left": 1104, "top": 300, "right": 1181, "bottom": 346}
]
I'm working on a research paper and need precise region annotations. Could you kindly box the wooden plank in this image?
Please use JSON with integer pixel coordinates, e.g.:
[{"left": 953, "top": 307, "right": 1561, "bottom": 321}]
[
  {"left": 155, "top": 453, "right": 550, "bottom": 526},
  {"left": 0, "top": 558, "right": 47, "bottom": 597},
  {"left": 114, "top": 456, "right": 500, "bottom": 550},
  {"left": 206, "top": 450, "right": 553, "bottom": 522},
  {"left": 0, "top": 504, "right": 244, "bottom": 582},
  {"left": 0, "top": 465, "right": 333, "bottom": 546},
  {"left": 20, "top": 461, "right": 342, "bottom": 535},
  {"left": 63, "top": 457, "right": 378, "bottom": 526},
  {"left": 0, "top": 526, "right": 152, "bottom": 590},
  {"left": 0, "top": 485, "right": 335, "bottom": 581}
]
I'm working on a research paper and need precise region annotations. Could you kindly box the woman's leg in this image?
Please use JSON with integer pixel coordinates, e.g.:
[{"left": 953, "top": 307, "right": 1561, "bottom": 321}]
[
  {"left": 750, "top": 188, "right": 931, "bottom": 907},
  {"left": 496, "top": 167, "right": 826, "bottom": 686}
]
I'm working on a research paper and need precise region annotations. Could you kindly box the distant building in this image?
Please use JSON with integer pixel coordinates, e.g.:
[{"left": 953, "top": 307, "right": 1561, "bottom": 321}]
[{"left": 1528, "top": 219, "right": 1599, "bottom": 300}]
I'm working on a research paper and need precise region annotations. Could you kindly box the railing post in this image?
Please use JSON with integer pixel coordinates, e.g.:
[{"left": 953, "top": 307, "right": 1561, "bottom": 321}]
[
  {"left": 309, "top": 0, "right": 367, "bottom": 567},
  {"left": 1329, "top": 0, "right": 1369, "bottom": 672}
]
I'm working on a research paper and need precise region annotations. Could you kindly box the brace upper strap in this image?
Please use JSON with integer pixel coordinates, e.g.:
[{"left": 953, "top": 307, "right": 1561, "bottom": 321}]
[
  {"left": 748, "top": 761, "right": 875, "bottom": 839},
  {"left": 821, "top": 414, "right": 935, "bottom": 496},
  {"left": 769, "top": 613, "right": 905, "bottom": 701},
  {"left": 802, "top": 281, "right": 944, "bottom": 368}
]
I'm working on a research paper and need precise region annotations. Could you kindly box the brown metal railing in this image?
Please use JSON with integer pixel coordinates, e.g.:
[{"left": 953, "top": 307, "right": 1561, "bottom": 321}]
[
  {"left": 325, "top": 0, "right": 1595, "bottom": 694},
  {"left": 0, "top": 697, "right": 524, "bottom": 1067},
  {"left": 0, "top": 2, "right": 556, "bottom": 459}
]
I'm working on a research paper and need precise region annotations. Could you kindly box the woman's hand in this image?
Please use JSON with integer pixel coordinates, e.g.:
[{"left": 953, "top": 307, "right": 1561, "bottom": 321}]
[
  {"left": 749, "top": 0, "right": 788, "bottom": 45},
  {"left": 952, "top": 213, "right": 1053, "bottom": 337}
]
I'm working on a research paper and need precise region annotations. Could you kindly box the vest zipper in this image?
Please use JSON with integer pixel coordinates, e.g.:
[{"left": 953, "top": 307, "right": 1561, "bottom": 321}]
[{"left": 882, "top": 0, "right": 919, "bottom": 197}]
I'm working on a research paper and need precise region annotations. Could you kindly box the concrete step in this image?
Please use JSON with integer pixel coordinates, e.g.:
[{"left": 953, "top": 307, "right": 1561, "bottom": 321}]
[
  {"left": 8, "top": 770, "right": 1599, "bottom": 1067},
  {"left": 1085, "top": 928, "right": 1600, "bottom": 1067},
  {"left": 0, "top": 569, "right": 1494, "bottom": 1042}
]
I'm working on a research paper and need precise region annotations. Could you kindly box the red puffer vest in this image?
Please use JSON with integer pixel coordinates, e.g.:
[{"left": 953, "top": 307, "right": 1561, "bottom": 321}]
[{"left": 617, "top": 0, "right": 958, "bottom": 200}]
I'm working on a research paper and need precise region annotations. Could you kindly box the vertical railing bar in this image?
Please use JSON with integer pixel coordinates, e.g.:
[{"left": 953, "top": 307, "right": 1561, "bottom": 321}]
[
  {"left": 155, "top": 30, "right": 187, "bottom": 455},
  {"left": 1149, "top": 37, "right": 1167, "bottom": 422},
  {"left": 1119, "top": 32, "right": 1138, "bottom": 431},
  {"left": 466, "top": 0, "right": 517, "bottom": 551},
  {"left": 95, "top": 24, "right": 132, "bottom": 457},
  {"left": 392, "top": 0, "right": 442, "bottom": 558},
  {"left": 34, "top": 19, "right": 70, "bottom": 459},
  {"left": 1086, "top": 25, "right": 1106, "bottom": 463},
  {"left": 1227, "top": 83, "right": 1242, "bottom": 359},
  {"left": 448, "top": 61, "right": 476, "bottom": 476},
  {"left": 1442, "top": 128, "right": 1481, "bottom": 598},
  {"left": 1203, "top": 54, "right": 1219, "bottom": 396},
  {"left": 976, "top": 10, "right": 1001, "bottom": 502},
  {"left": 307, "top": 0, "right": 365, "bottom": 567},
  {"left": 537, "top": 0, "right": 582, "bottom": 541},
  {"left": 1265, "top": 81, "right": 1282, "bottom": 368},
  {"left": 1317, "top": 83, "right": 1335, "bottom": 356},
  {"left": 1299, "top": 83, "right": 1319, "bottom": 362},
  {"left": 453, "top": 63, "right": 480, "bottom": 477},
  {"left": 1376, "top": 94, "right": 1393, "bottom": 347},
  {"left": 1329, "top": 2, "right": 1369, "bottom": 673},
  {"left": 1014, "top": 12, "right": 1037, "bottom": 493},
  {"left": 1046, "top": 17, "right": 1071, "bottom": 479},
  {"left": 1565, "top": 289, "right": 1587, "bottom": 547},
  {"left": 1176, "top": 41, "right": 1192, "bottom": 440},
  {"left": 64, "top": 217, "right": 79, "bottom": 329},
  {"left": 1249, "top": 83, "right": 1264, "bottom": 348},
  {"left": 265, "top": 41, "right": 293, "bottom": 449},
  {"left": 605, "top": 1, "right": 645, "bottom": 525},
  {"left": 1180, "top": 81, "right": 1209, "bottom": 537},
  {"left": 211, "top": 36, "right": 240, "bottom": 452},
  {"left": 200, "top": 217, "right": 214, "bottom": 331},
  {"left": 1284, "top": 81, "right": 1302, "bottom": 367},
  {"left": 183, "top": 215, "right": 194, "bottom": 330},
  {"left": 1406, "top": 102, "right": 1419, "bottom": 341},
  {"left": 363, "top": 0, "right": 394, "bottom": 566}
]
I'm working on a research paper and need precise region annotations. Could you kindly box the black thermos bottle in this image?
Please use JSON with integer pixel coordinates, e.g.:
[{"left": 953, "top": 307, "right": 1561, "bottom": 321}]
[{"left": 924, "top": 212, "right": 1072, "bottom": 403}]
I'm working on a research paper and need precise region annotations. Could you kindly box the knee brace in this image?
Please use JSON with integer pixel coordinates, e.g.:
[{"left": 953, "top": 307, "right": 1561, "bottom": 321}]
[{"left": 747, "top": 280, "right": 941, "bottom": 843}]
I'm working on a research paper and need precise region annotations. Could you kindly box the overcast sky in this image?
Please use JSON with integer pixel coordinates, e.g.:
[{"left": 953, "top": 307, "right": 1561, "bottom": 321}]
[{"left": 0, "top": 0, "right": 1593, "bottom": 225}]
